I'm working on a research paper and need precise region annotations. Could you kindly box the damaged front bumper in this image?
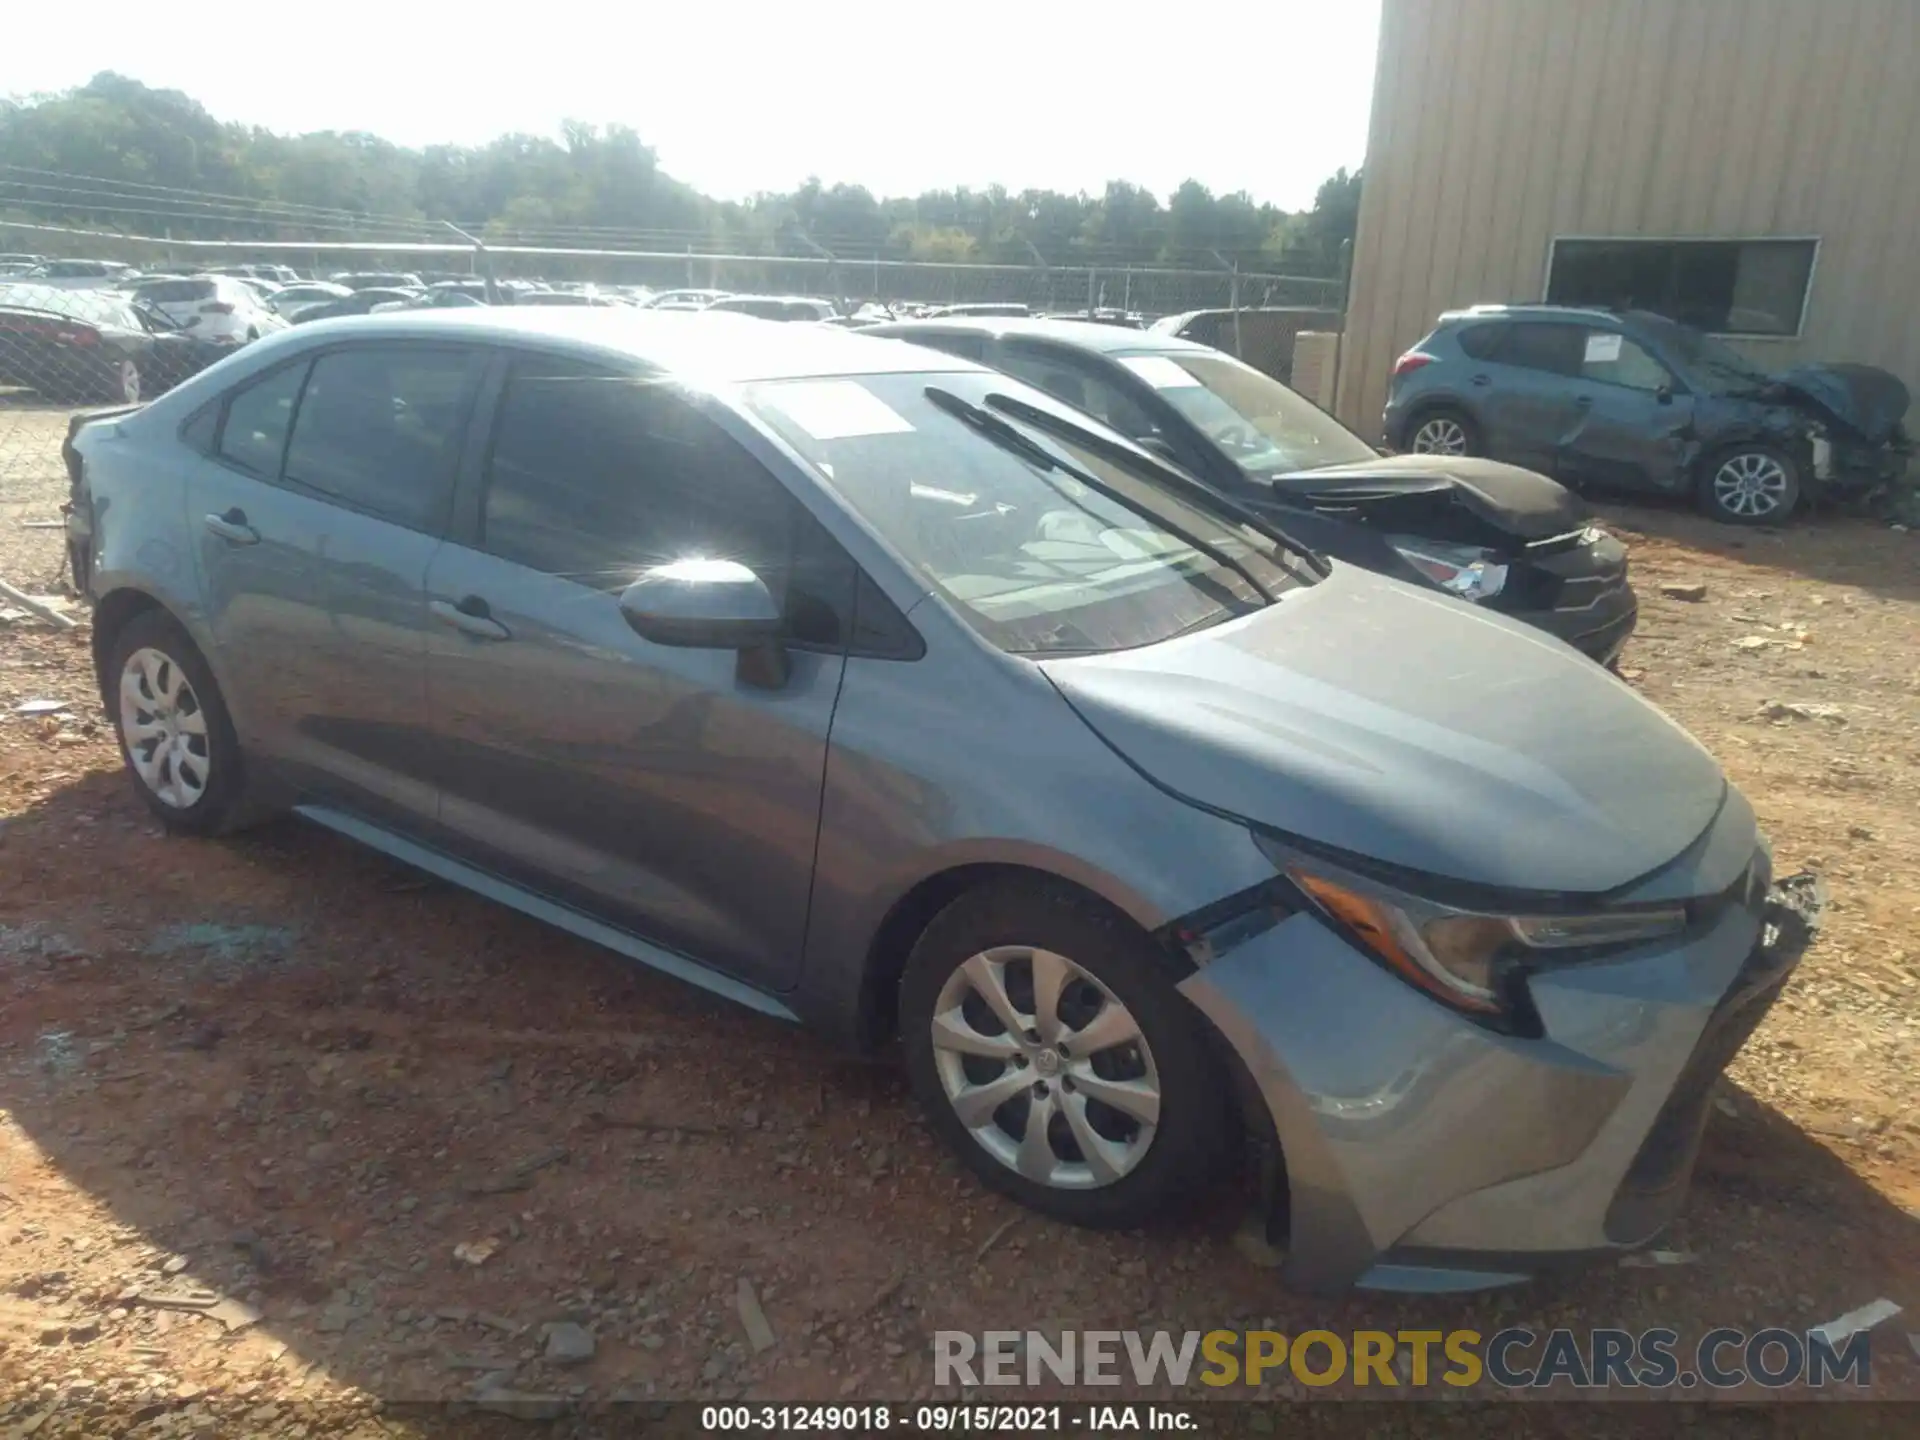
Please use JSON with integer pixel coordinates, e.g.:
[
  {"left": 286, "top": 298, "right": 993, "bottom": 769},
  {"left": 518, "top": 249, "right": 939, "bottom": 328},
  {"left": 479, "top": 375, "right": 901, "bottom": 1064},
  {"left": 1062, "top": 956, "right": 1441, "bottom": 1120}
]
[
  {"left": 1178, "top": 862, "right": 1824, "bottom": 1295},
  {"left": 1804, "top": 428, "right": 1910, "bottom": 494},
  {"left": 1490, "top": 526, "right": 1637, "bottom": 666}
]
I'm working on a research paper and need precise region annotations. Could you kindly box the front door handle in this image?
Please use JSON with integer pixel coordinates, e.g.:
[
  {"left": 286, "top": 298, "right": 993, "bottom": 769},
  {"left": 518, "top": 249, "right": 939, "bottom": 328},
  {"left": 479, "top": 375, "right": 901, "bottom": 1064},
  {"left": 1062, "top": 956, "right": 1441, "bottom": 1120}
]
[
  {"left": 203, "top": 508, "right": 259, "bottom": 545},
  {"left": 1574, "top": 395, "right": 1595, "bottom": 408},
  {"left": 430, "top": 596, "right": 510, "bottom": 641},
  {"left": 1469, "top": 373, "right": 1491, "bottom": 387}
]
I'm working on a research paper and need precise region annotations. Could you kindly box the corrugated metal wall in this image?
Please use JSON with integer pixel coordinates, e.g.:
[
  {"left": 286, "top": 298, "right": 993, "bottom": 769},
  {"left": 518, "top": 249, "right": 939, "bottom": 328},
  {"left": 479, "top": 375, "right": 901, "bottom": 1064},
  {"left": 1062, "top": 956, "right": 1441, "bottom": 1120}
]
[{"left": 1335, "top": 0, "right": 1920, "bottom": 436}]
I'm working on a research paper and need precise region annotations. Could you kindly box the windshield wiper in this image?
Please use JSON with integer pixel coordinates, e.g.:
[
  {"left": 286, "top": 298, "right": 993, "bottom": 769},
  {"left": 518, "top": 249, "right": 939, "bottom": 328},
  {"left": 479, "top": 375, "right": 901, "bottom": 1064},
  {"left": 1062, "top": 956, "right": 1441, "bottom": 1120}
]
[
  {"left": 978, "top": 391, "right": 1328, "bottom": 586},
  {"left": 923, "top": 385, "right": 1278, "bottom": 605}
]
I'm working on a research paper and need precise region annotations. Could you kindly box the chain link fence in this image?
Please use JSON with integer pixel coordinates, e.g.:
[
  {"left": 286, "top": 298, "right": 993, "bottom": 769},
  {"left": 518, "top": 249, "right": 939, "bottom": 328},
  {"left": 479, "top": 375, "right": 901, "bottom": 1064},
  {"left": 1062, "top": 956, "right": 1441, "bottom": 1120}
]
[{"left": 0, "top": 222, "right": 1346, "bottom": 613}]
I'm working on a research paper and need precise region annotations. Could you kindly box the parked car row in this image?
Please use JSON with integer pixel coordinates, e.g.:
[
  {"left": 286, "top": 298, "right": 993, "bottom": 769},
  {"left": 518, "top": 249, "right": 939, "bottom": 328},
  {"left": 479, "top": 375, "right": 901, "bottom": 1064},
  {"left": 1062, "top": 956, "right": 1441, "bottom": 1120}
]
[
  {"left": 0, "top": 282, "right": 259, "bottom": 403},
  {"left": 63, "top": 304, "right": 1818, "bottom": 1296},
  {"left": 869, "top": 317, "right": 1637, "bottom": 663}
]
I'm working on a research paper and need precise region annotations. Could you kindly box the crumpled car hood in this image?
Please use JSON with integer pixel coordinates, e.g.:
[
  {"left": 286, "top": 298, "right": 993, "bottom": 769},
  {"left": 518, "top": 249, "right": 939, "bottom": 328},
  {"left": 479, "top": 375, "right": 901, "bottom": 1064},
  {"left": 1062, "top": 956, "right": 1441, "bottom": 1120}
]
[
  {"left": 1772, "top": 363, "right": 1910, "bottom": 446},
  {"left": 1269, "top": 454, "right": 1590, "bottom": 542},
  {"left": 1041, "top": 566, "right": 1726, "bottom": 895}
]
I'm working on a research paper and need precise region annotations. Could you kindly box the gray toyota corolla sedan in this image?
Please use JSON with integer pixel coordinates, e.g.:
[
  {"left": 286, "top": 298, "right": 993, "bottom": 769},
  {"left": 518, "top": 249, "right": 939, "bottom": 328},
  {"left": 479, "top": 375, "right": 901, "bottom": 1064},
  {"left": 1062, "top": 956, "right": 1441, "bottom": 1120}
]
[{"left": 64, "top": 308, "right": 1818, "bottom": 1294}]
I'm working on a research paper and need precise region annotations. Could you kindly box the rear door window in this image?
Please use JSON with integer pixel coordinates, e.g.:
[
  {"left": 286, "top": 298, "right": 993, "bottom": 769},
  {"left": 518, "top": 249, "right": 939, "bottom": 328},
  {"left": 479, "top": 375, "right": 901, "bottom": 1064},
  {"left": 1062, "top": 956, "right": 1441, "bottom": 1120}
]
[
  {"left": 136, "top": 279, "right": 216, "bottom": 305},
  {"left": 282, "top": 346, "right": 482, "bottom": 532},
  {"left": 1498, "top": 323, "right": 1586, "bottom": 377},
  {"left": 216, "top": 362, "right": 310, "bottom": 477}
]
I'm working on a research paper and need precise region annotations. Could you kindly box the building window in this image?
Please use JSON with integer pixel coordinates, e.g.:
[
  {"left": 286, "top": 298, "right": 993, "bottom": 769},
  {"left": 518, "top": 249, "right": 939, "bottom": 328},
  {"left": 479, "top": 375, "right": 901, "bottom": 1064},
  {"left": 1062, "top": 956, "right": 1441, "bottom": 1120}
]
[{"left": 1545, "top": 238, "right": 1816, "bottom": 337}]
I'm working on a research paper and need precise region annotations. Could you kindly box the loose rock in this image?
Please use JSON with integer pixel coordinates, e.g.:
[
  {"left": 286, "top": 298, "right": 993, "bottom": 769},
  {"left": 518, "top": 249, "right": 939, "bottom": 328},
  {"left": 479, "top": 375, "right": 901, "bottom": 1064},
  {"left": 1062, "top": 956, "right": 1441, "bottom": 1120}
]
[{"left": 542, "top": 1321, "right": 597, "bottom": 1366}]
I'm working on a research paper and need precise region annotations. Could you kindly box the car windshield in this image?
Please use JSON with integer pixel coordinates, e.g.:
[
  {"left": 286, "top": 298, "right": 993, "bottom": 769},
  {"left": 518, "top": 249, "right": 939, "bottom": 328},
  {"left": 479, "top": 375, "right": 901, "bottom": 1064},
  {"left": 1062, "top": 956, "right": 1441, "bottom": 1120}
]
[
  {"left": 745, "top": 370, "right": 1311, "bottom": 656},
  {"left": 1116, "top": 349, "right": 1378, "bottom": 476},
  {"left": 1635, "top": 315, "right": 1774, "bottom": 393}
]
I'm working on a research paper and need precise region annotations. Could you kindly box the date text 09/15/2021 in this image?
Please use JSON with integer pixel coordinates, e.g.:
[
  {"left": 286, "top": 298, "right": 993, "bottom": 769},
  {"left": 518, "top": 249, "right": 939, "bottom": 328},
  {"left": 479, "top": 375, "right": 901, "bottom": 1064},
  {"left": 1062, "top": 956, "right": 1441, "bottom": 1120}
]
[{"left": 700, "top": 1405, "right": 1194, "bottom": 1431}]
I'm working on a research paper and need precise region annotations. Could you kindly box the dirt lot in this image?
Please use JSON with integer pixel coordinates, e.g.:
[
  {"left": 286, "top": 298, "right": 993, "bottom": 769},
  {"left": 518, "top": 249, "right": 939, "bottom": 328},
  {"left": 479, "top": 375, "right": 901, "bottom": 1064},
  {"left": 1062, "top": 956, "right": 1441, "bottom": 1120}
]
[{"left": 1, "top": 399, "right": 1918, "bottom": 1433}]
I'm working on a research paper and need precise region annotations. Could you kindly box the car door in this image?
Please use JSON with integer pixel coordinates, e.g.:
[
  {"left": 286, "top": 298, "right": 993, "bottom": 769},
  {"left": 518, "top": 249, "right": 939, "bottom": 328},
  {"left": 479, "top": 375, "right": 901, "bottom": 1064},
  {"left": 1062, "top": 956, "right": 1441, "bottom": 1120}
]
[
  {"left": 186, "top": 342, "right": 485, "bottom": 829},
  {"left": 422, "top": 350, "right": 853, "bottom": 992},
  {"left": 1559, "top": 329, "right": 1697, "bottom": 493},
  {"left": 1454, "top": 320, "right": 1586, "bottom": 475}
]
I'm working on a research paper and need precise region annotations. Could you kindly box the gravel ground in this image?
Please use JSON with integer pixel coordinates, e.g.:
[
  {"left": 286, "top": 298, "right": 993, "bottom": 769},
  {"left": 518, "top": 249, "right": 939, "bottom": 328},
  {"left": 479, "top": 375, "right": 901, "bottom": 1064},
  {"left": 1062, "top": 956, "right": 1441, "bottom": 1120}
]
[{"left": 1, "top": 396, "right": 1917, "bottom": 1434}]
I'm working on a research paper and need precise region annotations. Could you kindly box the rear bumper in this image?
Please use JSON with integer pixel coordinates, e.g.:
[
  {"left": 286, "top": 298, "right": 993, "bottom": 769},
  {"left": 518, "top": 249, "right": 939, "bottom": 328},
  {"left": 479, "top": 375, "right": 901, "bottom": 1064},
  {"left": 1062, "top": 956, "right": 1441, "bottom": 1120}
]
[{"left": 1178, "top": 861, "right": 1821, "bottom": 1295}]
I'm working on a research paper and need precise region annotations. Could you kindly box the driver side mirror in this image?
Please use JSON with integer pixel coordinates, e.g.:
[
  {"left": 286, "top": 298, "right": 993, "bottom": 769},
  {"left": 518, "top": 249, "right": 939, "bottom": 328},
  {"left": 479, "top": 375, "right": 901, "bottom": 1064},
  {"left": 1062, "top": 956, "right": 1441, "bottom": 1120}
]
[
  {"left": 1655, "top": 383, "right": 1675, "bottom": 405},
  {"left": 618, "top": 558, "right": 789, "bottom": 689}
]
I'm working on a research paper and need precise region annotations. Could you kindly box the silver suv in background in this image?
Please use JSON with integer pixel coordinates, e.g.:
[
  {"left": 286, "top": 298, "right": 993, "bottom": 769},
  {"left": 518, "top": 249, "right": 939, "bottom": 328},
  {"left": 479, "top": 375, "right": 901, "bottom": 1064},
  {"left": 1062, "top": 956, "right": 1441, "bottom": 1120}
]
[{"left": 65, "top": 308, "right": 1817, "bottom": 1294}]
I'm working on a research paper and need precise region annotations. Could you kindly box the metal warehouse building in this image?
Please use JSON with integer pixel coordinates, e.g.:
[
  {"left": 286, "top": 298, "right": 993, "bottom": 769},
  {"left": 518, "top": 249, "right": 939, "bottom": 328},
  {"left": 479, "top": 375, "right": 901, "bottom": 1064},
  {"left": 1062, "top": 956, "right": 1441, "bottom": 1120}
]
[{"left": 1334, "top": 0, "right": 1920, "bottom": 438}]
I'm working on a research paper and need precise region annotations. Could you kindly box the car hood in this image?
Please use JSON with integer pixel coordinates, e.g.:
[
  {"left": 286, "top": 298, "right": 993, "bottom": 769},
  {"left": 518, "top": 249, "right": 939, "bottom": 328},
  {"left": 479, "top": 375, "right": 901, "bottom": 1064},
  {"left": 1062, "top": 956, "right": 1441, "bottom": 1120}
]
[
  {"left": 1770, "top": 363, "right": 1910, "bottom": 446},
  {"left": 1266, "top": 454, "right": 1589, "bottom": 542},
  {"left": 1040, "top": 566, "right": 1726, "bottom": 895}
]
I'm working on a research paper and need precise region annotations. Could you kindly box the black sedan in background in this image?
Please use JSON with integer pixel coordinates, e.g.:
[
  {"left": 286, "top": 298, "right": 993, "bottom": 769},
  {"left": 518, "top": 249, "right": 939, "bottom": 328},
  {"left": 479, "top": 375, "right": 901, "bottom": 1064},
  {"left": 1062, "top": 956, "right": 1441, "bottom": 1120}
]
[
  {"left": 866, "top": 318, "right": 1639, "bottom": 664},
  {"left": 0, "top": 283, "right": 232, "bottom": 404}
]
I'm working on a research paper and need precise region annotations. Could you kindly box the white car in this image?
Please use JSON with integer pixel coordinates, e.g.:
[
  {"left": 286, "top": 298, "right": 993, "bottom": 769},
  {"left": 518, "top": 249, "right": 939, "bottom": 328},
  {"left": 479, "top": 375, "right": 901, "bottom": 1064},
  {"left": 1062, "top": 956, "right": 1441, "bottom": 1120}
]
[{"left": 124, "top": 275, "right": 287, "bottom": 343}]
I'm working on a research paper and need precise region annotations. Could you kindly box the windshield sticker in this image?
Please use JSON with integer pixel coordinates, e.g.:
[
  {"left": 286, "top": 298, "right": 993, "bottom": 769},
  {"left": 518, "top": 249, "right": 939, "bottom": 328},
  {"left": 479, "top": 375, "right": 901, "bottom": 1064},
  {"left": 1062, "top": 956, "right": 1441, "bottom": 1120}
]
[
  {"left": 1583, "top": 332, "right": 1623, "bottom": 363},
  {"left": 1120, "top": 355, "right": 1203, "bottom": 390},
  {"left": 764, "top": 381, "right": 914, "bottom": 440}
]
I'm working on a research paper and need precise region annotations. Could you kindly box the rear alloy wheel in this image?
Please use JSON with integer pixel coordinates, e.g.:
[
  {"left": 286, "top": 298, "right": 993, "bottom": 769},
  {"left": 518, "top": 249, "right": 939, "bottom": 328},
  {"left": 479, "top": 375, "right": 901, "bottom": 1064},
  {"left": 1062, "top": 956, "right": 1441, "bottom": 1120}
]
[
  {"left": 99, "top": 358, "right": 141, "bottom": 404},
  {"left": 106, "top": 611, "right": 258, "bottom": 834},
  {"left": 1701, "top": 446, "right": 1799, "bottom": 525},
  {"left": 120, "top": 646, "right": 213, "bottom": 810},
  {"left": 901, "top": 881, "right": 1231, "bottom": 1228},
  {"left": 1409, "top": 410, "right": 1474, "bottom": 456}
]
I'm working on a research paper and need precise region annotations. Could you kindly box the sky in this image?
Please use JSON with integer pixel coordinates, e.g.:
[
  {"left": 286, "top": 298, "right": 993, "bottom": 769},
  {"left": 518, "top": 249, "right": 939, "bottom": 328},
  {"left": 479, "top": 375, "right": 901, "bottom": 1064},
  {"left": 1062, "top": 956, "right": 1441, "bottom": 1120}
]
[{"left": 0, "top": 0, "right": 1381, "bottom": 210}]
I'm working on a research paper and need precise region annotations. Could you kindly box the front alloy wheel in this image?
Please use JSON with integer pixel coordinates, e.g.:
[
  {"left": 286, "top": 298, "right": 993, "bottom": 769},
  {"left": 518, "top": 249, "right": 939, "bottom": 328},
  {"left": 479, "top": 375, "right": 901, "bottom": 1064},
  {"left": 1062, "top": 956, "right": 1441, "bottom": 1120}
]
[
  {"left": 930, "top": 946, "right": 1160, "bottom": 1189},
  {"left": 1410, "top": 414, "right": 1470, "bottom": 455},
  {"left": 1708, "top": 450, "right": 1794, "bottom": 522},
  {"left": 900, "top": 881, "right": 1231, "bottom": 1229}
]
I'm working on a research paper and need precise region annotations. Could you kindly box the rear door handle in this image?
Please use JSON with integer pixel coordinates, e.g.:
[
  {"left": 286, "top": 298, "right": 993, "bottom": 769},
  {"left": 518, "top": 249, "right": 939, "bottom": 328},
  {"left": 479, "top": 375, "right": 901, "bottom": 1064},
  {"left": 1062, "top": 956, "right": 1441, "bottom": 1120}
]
[
  {"left": 430, "top": 596, "right": 510, "bottom": 641},
  {"left": 1469, "top": 373, "right": 1492, "bottom": 387},
  {"left": 203, "top": 508, "right": 259, "bottom": 545},
  {"left": 1574, "top": 395, "right": 1595, "bottom": 408}
]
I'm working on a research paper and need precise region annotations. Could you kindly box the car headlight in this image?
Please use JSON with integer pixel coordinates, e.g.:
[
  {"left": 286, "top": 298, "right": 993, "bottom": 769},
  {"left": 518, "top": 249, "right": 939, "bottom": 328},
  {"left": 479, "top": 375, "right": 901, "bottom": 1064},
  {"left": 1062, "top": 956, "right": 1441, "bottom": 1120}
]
[
  {"left": 1259, "top": 837, "right": 1687, "bottom": 1022},
  {"left": 1386, "top": 536, "right": 1508, "bottom": 602}
]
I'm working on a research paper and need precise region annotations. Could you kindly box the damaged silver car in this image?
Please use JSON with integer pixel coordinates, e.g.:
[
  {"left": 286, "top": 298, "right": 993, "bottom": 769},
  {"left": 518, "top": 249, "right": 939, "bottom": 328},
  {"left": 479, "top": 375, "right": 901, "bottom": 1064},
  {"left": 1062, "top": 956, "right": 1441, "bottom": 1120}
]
[{"left": 68, "top": 309, "right": 1823, "bottom": 1293}]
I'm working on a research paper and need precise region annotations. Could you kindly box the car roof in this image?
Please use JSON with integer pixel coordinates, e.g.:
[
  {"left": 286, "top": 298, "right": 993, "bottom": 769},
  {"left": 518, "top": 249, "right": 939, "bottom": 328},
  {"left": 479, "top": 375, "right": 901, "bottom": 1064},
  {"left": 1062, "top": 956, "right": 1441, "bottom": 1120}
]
[
  {"left": 869, "top": 315, "right": 1215, "bottom": 356},
  {"left": 283, "top": 307, "right": 983, "bottom": 381},
  {"left": 1437, "top": 302, "right": 1626, "bottom": 327}
]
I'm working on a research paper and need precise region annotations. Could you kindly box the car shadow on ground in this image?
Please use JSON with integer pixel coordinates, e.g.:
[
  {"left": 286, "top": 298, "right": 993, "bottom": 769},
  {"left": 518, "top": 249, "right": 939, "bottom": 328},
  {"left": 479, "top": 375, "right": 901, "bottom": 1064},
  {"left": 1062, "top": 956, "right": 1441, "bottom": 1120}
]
[
  {"left": 0, "top": 770, "right": 1916, "bottom": 1424},
  {"left": 1590, "top": 495, "right": 1920, "bottom": 605}
]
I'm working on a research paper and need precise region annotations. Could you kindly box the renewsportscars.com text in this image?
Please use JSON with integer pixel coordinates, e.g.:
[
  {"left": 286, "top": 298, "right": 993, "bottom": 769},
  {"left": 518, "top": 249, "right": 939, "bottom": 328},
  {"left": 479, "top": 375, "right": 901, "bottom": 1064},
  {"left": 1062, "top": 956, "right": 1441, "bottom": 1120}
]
[{"left": 932, "top": 1327, "right": 1874, "bottom": 1390}]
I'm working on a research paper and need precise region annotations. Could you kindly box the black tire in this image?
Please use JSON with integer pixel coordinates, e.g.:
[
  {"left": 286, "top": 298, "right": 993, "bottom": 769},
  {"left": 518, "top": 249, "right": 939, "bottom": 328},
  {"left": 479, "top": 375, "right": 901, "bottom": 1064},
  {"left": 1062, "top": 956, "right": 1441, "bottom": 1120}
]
[
  {"left": 1403, "top": 405, "right": 1480, "bottom": 458},
  {"left": 1697, "top": 444, "right": 1800, "bottom": 526},
  {"left": 900, "top": 879, "right": 1233, "bottom": 1229},
  {"left": 103, "top": 610, "right": 261, "bottom": 835}
]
